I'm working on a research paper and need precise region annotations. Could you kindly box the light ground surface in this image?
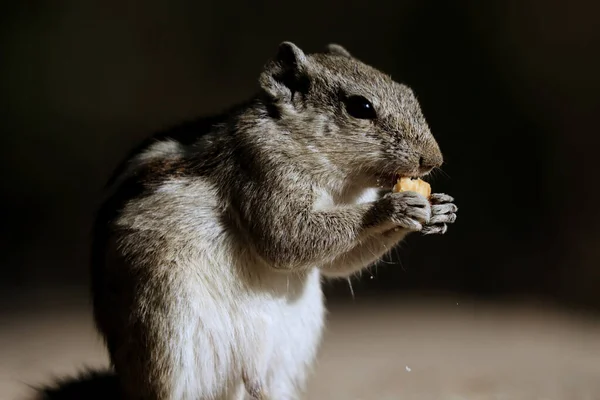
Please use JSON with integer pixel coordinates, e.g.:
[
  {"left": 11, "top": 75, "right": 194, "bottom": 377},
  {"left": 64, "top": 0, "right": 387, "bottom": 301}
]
[{"left": 2, "top": 289, "right": 600, "bottom": 400}]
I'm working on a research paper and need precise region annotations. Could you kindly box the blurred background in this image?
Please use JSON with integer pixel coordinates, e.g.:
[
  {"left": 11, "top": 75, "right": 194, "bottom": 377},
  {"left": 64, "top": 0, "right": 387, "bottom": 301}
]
[{"left": 2, "top": 0, "right": 600, "bottom": 399}]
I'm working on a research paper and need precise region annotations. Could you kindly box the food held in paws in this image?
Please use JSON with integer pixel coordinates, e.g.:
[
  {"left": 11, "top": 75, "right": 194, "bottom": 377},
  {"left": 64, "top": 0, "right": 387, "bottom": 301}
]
[{"left": 393, "top": 177, "right": 431, "bottom": 198}]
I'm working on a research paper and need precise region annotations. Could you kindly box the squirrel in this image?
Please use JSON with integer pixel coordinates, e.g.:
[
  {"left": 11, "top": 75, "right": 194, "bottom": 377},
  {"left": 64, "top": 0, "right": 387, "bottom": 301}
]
[{"left": 38, "top": 41, "right": 457, "bottom": 400}]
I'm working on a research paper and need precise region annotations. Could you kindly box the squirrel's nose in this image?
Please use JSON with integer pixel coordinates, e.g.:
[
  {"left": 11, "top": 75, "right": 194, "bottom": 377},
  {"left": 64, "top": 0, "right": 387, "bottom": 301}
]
[{"left": 419, "top": 154, "right": 443, "bottom": 173}]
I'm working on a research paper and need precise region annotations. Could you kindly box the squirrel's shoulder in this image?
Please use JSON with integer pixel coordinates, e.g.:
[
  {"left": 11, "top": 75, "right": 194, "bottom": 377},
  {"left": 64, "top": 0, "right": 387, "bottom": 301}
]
[{"left": 104, "top": 97, "right": 260, "bottom": 189}]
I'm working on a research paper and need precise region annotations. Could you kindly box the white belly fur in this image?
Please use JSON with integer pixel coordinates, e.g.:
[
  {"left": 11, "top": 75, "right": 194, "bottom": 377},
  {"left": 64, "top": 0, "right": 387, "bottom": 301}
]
[{"left": 166, "top": 236, "right": 325, "bottom": 400}]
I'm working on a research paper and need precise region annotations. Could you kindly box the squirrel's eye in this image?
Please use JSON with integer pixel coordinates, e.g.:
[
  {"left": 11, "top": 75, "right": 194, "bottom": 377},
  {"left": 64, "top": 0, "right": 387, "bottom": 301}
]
[{"left": 344, "top": 95, "right": 376, "bottom": 120}]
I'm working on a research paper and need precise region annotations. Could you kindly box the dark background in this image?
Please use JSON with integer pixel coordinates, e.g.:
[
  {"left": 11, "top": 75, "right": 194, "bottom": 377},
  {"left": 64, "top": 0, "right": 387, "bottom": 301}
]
[{"left": 1, "top": 0, "right": 599, "bottom": 311}]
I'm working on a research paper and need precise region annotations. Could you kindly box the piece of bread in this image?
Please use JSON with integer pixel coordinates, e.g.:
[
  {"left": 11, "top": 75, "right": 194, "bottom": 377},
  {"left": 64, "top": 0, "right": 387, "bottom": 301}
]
[{"left": 392, "top": 177, "right": 431, "bottom": 198}]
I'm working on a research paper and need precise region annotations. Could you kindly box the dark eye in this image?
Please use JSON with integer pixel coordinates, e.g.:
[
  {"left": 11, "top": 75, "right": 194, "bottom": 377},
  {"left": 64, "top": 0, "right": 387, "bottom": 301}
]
[{"left": 344, "top": 95, "right": 376, "bottom": 119}]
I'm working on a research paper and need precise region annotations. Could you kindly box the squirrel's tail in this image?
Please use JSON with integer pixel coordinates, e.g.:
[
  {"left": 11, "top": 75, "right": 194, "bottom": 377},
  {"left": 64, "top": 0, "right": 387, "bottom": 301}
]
[{"left": 35, "top": 368, "right": 120, "bottom": 400}]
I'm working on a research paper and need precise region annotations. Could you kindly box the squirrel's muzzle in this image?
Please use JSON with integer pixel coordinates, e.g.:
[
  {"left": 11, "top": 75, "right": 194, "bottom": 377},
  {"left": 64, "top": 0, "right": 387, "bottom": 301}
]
[{"left": 417, "top": 141, "right": 443, "bottom": 174}]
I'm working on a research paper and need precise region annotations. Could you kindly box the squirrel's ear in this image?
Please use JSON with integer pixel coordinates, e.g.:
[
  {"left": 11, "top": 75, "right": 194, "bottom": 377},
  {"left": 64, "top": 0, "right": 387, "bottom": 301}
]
[
  {"left": 325, "top": 43, "right": 352, "bottom": 58},
  {"left": 259, "top": 41, "right": 309, "bottom": 102}
]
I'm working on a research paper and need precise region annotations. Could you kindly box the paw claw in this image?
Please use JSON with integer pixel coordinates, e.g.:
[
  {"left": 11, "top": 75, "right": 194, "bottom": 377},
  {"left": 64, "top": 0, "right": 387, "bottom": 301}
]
[
  {"left": 430, "top": 212, "right": 457, "bottom": 225},
  {"left": 422, "top": 223, "right": 447, "bottom": 235},
  {"left": 429, "top": 193, "right": 454, "bottom": 205}
]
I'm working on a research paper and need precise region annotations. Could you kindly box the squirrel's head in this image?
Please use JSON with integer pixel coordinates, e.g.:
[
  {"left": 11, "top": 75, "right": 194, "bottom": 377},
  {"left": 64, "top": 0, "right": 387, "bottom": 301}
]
[{"left": 259, "top": 41, "right": 443, "bottom": 189}]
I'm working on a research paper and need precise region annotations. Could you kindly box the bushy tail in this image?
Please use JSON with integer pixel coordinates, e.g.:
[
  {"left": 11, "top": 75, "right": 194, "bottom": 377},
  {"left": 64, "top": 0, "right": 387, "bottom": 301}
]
[{"left": 36, "top": 369, "right": 121, "bottom": 400}]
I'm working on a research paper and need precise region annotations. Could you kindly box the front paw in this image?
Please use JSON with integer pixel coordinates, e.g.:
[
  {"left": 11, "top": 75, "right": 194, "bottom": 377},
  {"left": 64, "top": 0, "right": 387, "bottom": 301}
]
[
  {"left": 422, "top": 193, "right": 458, "bottom": 235},
  {"left": 379, "top": 191, "right": 431, "bottom": 231}
]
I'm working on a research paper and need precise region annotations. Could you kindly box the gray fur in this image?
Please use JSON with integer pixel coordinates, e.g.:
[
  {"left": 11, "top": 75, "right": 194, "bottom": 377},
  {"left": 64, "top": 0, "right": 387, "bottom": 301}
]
[{"left": 91, "top": 41, "right": 458, "bottom": 399}]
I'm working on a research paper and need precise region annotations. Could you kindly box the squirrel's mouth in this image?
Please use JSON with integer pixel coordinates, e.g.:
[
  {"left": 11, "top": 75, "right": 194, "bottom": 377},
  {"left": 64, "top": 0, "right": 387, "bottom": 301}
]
[
  {"left": 377, "top": 171, "right": 430, "bottom": 190},
  {"left": 377, "top": 173, "right": 416, "bottom": 189}
]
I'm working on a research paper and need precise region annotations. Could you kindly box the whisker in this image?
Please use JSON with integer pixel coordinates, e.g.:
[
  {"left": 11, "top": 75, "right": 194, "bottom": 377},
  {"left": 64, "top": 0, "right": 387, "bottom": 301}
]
[
  {"left": 436, "top": 167, "right": 451, "bottom": 179},
  {"left": 347, "top": 277, "right": 355, "bottom": 300}
]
